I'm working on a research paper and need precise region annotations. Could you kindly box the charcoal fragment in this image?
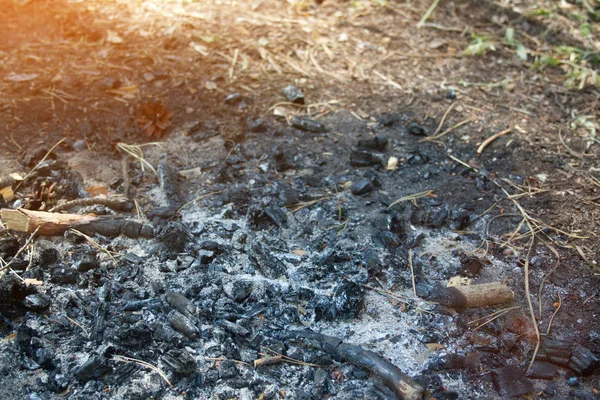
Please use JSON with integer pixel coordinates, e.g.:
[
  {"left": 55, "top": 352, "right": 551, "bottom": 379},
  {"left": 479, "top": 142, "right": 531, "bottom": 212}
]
[
  {"left": 219, "top": 319, "right": 250, "bottom": 337},
  {"left": 492, "top": 366, "right": 533, "bottom": 398},
  {"left": 73, "top": 354, "right": 112, "bottom": 383},
  {"left": 542, "top": 338, "right": 572, "bottom": 359},
  {"left": 569, "top": 346, "right": 598, "bottom": 375},
  {"left": 357, "top": 136, "right": 388, "bottom": 151},
  {"left": 264, "top": 206, "right": 288, "bottom": 227},
  {"left": 33, "top": 240, "right": 59, "bottom": 267},
  {"left": 291, "top": 116, "right": 327, "bottom": 133},
  {"left": 460, "top": 256, "right": 483, "bottom": 276},
  {"left": 351, "top": 179, "right": 374, "bottom": 196},
  {"left": 429, "top": 207, "right": 448, "bottom": 228},
  {"left": 23, "top": 294, "right": 51, "bottom": 312},
  {"left": 0, "top": 274, "right": 27, "bottom": 310},
  {"left": 251, "top": 243, "right": 287, "bottom": 279},
  {"left": 526, "top": 362, "right": 557, "bottom": 380},
  {"left": 49, "top": 266, "right": 79, "bottom": 285},
  {"left": 281, "top": 85, "right": 305, "bottom": 104},
  {"left": 161, "top": 349, "right": 196, "bottom": 375},
  {"left": 165, "top": 291, "right": 196, "bottom": 318},
  {"left": 247, "top": 117, "right": 267, "bottom": 133},
  {"left": 0, "top": 237, "right": 19, "bottom": 258},
  {"left": 377, "top": 231, "right": 401, "bottom": 249},
  {"left": 168, "top": 310, "right": 199, "bottom": 338},
  {"left": 230, "top": 280, "right": 253, "bottom": 302},
  {"left": 407, "top": 122, "right": 427, "bottom": 136},
  {"left": 329, "top": 280, "right": 365, "bottom": 320},
  {"left": 218, "top": 359, "right": 238, "bottom": 379},
  {"left": 350, "top": 151, "right": 382, "bottom": 167},
  {"left": 156, "top": 222, "right": 193, "bottom": 253}
]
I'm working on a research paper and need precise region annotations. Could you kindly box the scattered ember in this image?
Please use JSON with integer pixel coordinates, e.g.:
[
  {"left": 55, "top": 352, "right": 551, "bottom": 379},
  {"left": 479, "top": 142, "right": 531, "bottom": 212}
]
[{"left": 136, "top": 100, "right": 173, "bottom": 138}]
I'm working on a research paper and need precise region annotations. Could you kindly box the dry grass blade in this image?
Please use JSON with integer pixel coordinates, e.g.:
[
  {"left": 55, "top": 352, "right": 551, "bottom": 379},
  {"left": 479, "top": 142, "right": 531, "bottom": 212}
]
[
  {"left": 421, "top": 116, "right": 477, "bottom": 142},
  {"left": 417, "top": 0, "right": 441, "bottom": 28},
  {"left": 178, "top": 190, "right": 225, "bottom": 211},
  {"left": 538, "top": 241, "right": 560, "bottom": 319},
  {"left": 69, "top": 229, "right": 118, "bottom": 263},
  {"left": 388, "top": 190, "right": 433, "bottom": 209},
  {"left": 112, "top": 355, "right": 172, "bottom": 387},
  {"left": 287, "top": 196, "right": 332, "bottom": 212},
  {"left": 471, "top": 306, "right": 521, "bottom": 331},
  {"left": 0, "top": 226, "right": 40, "bottom": 274},
  {"left": 261, "top": 346, "right": 323, "bottom": 368},
  {"left": 408, "top": 250, "right": 417, "bottom": 297},
  {"left": 558, "top": 128, "right": 595, "bottom": 158},
  {"left": 117, "top": 142, "right": 164, "bottom": 176},
  {"left": 546, "top": 294, "right": 562, "bottom": 336}
]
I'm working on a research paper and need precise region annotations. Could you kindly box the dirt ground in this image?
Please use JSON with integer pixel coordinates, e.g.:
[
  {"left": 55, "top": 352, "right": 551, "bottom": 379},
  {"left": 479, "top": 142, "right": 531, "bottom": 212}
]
[{"left": 0, "top": 0, "right": 599, "bottom": 399}]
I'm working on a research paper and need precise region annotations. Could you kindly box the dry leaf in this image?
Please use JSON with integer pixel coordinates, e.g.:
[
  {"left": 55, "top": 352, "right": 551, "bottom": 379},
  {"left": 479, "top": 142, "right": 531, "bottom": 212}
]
[
  {"left": 0, "top": 186, "right": 14, "bottom": 201},
  {"left": 136, "top": 100, "right": 173, "bottom": 138},
  {"left": 291, "top": 249, "right": 307, "bottom": 257},
  {"left": 425, "top": 343, "right": 445, "bottom": 352}
]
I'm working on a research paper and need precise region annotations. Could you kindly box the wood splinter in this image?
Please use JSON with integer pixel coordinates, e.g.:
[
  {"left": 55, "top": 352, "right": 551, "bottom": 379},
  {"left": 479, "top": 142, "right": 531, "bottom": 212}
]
[{"left": 0, "top": 208, "right": 153, "bottom": 239}]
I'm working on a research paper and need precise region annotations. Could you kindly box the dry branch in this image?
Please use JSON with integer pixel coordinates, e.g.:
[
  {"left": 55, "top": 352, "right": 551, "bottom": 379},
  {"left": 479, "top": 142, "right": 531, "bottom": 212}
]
[
  {"left": 0, "top": 208, "right": 153, "bottom": 238},
  {"left": 428, "top": 282, "right": 514, "bottom": 308}
]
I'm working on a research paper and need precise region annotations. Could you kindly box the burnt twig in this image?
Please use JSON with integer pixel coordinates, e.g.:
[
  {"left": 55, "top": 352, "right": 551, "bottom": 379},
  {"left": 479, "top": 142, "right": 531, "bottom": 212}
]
[{"left": 285, "top": 330, "right": 423, "bottom": 400}]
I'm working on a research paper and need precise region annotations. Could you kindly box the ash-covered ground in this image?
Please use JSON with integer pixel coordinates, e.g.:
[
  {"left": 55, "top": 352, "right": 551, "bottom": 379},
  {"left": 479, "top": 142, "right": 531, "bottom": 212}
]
[{"left": 0, "top": 111, "right": 598, "bottom": 400}]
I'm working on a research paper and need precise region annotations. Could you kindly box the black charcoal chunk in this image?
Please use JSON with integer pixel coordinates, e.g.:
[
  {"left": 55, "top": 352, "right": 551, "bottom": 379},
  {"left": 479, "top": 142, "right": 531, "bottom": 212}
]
[
  {"left": 156, "top": 222, "right": 193, "bottom": 253},
  {"left": 407, "top": 122, "right": 427, "bottom": 136},
  {"left": 251, "top": 243, "right": 287, "bottom": 279},
  {"left": 73, "top": 354, "right": 112, "bottom": 383},
  {"left": 49, "top": 266, "right": 79, "bottom": 285},
  {"left": 247, "top": 117, "right": 267, "bottom": 133},
  {"left": 281, "top": 85, "right": 305, "bottom": 104},
  {"left": 0, "top": 237, "right": 19, "bottom": 258},
  {"left": 161, "top": 349, "right": 196, "bottom": 375},
  {"left": 24, "top": 294, "right": 51, "bottom": 312},
  {"left": 351, "top": 179, "right": 374, "bottom": 196},
  {"left": 350, "top": 151, "right": 382, "bottom": 167},
  {"left": 291, "top": 116, "right": 327, "bottom": 133},
  {"left": 329, "top": 280, "right": 365, "bottom": 320},
  {"left": 165, "top": 291, "right": 196, "bottom": 318},
  {"left": 492, "top": 366, "right": 533, "bottom": 398},
  {"left": 357, "top": 136, "right": 388, "bottom": 151},
  {"left": 168, "top": 310, "right": 200, "bottom": 339},
  {"left": 569, "top": 346, "right": 598, "bottom": 375},
  {"left": 526, "top": 362, "right": 557, "bottom": 380},
  {"left": 543, "top": 338, "right": 572, "bottom": 359}
]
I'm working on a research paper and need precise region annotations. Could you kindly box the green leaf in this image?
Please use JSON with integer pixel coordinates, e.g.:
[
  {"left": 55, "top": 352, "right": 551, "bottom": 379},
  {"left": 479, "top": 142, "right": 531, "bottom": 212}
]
[
  {"left": 505, "top": 27, "right": 516, "bottom": 46},
  {"left": 516, "top": 44, "right": 528, "bottom": 61}
]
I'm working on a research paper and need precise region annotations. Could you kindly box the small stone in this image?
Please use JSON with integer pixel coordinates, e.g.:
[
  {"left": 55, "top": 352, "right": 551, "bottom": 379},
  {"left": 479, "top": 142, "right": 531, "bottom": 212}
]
[
  {"left": 224, "top": 93, "right": 242, "bottom": 104},
  {"left": 357, "top": 136, "right": 388, "bottom": 151},
  {"left": 281, "top": 85, "right": 305, "bottom": 104},
  {"left": 350, "top": 151, "right": 381, "bottom": 167},
  {"left": 291, "top": 116, "right": 327, "bottom": 133},
  {"left": 407, "top": 122, "right": 427, "bottom": 136},
  {"left": 351, "top": 179, "right": 373, "bottom": 196},
  {"left": 73, "top": 140, "right": 87, "bottom": 151},
  {"left": 247, "top": 117, "right": 267, "bottom": 133}
]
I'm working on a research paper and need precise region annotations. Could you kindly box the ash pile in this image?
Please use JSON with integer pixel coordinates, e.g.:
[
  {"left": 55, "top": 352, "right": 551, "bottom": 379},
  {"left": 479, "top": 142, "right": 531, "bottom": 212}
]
[{"left": 0, "top": 110, "right": 598, "bottom": 400}]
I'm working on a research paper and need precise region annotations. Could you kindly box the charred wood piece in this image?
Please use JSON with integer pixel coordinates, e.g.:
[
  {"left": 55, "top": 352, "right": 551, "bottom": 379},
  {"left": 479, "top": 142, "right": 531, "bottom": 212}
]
[
  {"left": 285, "top": 330, "right": 423, "bottom": 400},
  {"left": 421, "top": 282, "right": 514, "bottom": 308}
]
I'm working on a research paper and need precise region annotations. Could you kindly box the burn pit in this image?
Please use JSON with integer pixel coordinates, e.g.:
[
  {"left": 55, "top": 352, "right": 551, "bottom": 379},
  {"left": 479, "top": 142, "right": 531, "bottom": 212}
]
[{"left": 0, "top": 109, "right": 598, "bottom": 400}]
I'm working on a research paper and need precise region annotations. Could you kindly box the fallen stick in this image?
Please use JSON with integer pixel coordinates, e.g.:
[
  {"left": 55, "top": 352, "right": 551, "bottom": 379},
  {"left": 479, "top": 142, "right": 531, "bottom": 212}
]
[
  {"left": 285, "top": 330, "right": 424, "bottom": 400},
  {"left": 426, "top": 282, "right": 514, "bottom": 308},
  {"left": 0, "top": 208, "right": 153, "bottom": 238},
  {"left": 254, "top": 355, "right": 283, "bottom": 368},
  {"left": 477, "top": 127, "right": 512, "bottom": 155}
]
